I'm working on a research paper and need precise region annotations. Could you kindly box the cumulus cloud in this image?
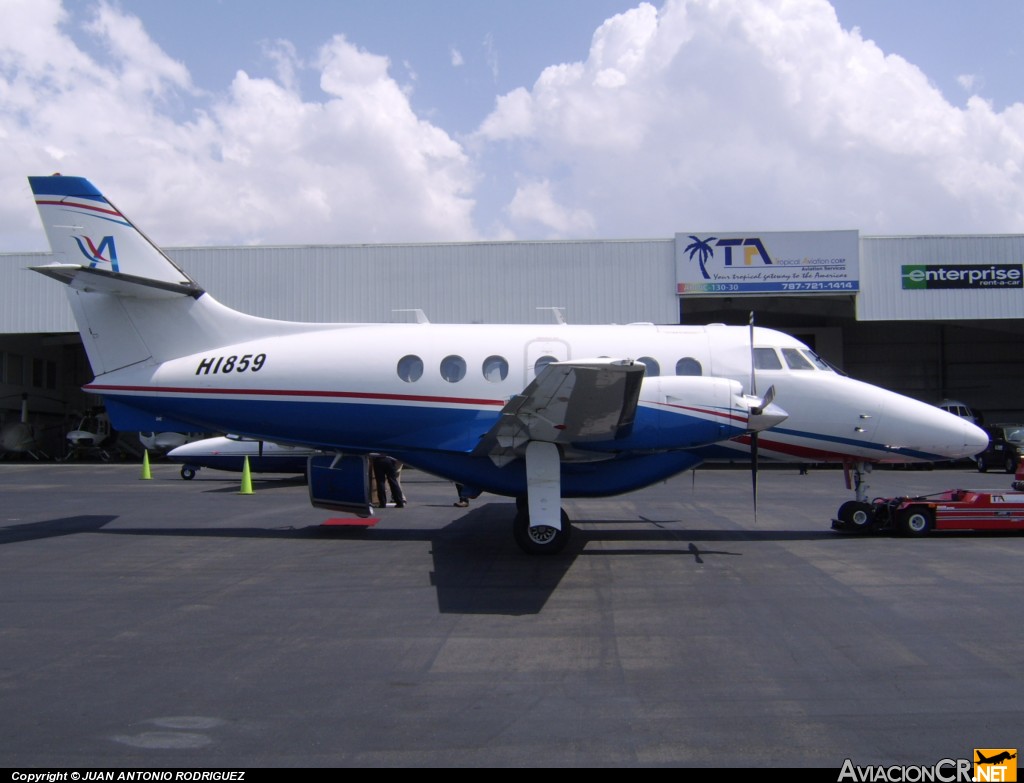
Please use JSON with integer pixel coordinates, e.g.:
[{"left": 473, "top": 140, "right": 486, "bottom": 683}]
[
  {"left": 3, "top": 0, "right": 1024, "bottom": 250},
  {"left": 477, "top": 0, "right": 1024, "bottom": 238},
  {"left": 507, "top": 179, "right": 595, "bottom": 234},
  {"left": 0, "top": 0, "right": 477, "bottom": 249}
]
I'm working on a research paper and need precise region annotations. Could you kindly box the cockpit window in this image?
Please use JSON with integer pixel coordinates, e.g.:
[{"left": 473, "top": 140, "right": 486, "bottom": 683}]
[
  {"left": 782, "top": 348, "right": 814, "bottom": 370},
  {"left": 753, "top": 347, "right": 782, "bottom": 370}
]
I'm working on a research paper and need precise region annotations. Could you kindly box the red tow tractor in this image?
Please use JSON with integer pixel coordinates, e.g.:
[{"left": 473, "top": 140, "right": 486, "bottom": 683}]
[{"left": 833, "top": 462, "right": 1024, "bottom": 536}]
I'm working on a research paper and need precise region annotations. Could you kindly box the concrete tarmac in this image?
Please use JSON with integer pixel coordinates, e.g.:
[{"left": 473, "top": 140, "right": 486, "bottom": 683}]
[{"left": 1, "top": 461, "right": 1022, "bottom": 768}]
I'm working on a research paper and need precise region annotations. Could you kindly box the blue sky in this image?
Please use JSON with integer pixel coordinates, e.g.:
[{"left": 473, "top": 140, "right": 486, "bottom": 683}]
[{"left": 3, "top": 0, "right": 1024, "bottom": 250}]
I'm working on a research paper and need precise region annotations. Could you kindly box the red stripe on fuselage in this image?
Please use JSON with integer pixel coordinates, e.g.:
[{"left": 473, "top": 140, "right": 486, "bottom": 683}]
[
  {"left": 658, "top": 400, "right": 748, "bottom": 424},
  {"left": 84, "top": 383, "right": 505, "bottom": 407},
  {"left": 732, "top": 434, "right": 852, "bottom": 461}
]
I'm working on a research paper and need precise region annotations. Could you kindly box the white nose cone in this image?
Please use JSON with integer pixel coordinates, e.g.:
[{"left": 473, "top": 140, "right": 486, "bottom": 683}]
[
  {"left": 881, "top": 401, "right": 989, "bottom": 461},
  {"left": 959, "top": 419, "right": 990, "bottom": 459}
]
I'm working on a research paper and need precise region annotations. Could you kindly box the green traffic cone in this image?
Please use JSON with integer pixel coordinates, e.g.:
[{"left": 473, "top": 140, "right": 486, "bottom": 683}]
[{"left": 239, "top": 455, "right": 253, "bottom": 495}]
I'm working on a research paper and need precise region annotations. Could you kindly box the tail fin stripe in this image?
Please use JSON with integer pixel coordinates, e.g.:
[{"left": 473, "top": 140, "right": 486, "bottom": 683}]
[{"left": 34, "top": 198, "right": 128, "bottom": 224}]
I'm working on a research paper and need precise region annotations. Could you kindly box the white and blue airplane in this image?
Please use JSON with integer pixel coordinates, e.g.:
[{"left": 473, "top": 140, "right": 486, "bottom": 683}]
[
  {"left": 26, "top": 175, "right": 988, "bottom": 553},
  {"left": 167, "top": 434, "right": 320, "bottom": 480}
]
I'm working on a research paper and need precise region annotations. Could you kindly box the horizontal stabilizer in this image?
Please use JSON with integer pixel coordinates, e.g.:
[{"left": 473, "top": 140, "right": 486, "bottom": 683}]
[{"left": 31, "top": 264, "right": 203, "bottom": 299}]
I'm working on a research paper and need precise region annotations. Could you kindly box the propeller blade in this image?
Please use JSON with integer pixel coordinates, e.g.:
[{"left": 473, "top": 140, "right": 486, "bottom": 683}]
[
  {"left": 751, "top": 430, "right": 759, "bottom": 523},
  {"left": 747, "top": 312, "right": 763, "bottom": 523},
  {"left": 748, "top": 311, "right": 756, "bottom": 397}
]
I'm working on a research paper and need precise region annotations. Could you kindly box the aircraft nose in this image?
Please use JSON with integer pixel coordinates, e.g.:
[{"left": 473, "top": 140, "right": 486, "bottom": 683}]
[
  {"left": 962, "top": 419, "right": 989, "bottom": 458},
  {"left": 927, "top": 414, "right": 988, "bottom": 460},
  {"left": 874, "top": 394, "right": 990, "bottom": 462}
]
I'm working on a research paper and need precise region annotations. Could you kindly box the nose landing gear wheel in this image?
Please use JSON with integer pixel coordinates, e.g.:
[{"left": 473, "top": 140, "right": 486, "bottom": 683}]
[
  {"left": 513, "top": 508, "right": 571, "bottom": 555},
  {"left": 837, "top": 500, "right": 876, "bottom": 532}
]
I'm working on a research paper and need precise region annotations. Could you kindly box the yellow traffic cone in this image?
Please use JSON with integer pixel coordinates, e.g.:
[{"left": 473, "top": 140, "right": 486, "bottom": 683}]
[
  {"left": 239, "top": 455, "right": 253, "bottom": 495},
  {"left": 141, "top": 449, "right": 152, "bottom": 480}
]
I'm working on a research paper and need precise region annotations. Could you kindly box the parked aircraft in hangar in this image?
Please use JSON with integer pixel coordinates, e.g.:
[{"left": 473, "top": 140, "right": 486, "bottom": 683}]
[{"left": 26, "top": 175, "right": 988, "bottom": 553}]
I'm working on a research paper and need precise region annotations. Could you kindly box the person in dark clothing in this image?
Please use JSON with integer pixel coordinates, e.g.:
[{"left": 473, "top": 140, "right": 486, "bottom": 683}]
[
  {"left": 372, "top": 454, "right": 405, "bottom": 508},
  {"left": 454, "top": 483, "right": 479, "bottom": 507}
]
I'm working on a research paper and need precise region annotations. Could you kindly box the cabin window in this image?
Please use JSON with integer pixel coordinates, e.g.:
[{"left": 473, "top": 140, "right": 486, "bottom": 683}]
[
  {"left": 782, "top": 348, "right": 814, "bottom": 370},
  {"left": 637, "top": 357, "right": 660, "bottom": 376},
  {"left": 482, "top": 355, "right": 509, "bottom": 382},
  {"left": 753, "top": 348, "right": 782, "bottom": 370},
  {"left": 440, "top": 355, "right": 467, "bottom": 383},
  {"left": 397, "top": 355, "right": 424, "bottom": 382},
  {"left": 534, "top": 355, "right": 558, "bottom": 375},
  {"left": 675, "top": 357, "right": 702, "bottom": 376}
]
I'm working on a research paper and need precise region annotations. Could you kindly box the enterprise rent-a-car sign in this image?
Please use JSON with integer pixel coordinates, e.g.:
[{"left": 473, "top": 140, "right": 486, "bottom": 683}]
[
  {"left": 901, "top": 264, "right": 1023, "bottom": 289},
  {"left": 675, "top": 230, "right": 859, "bottom": 295}
]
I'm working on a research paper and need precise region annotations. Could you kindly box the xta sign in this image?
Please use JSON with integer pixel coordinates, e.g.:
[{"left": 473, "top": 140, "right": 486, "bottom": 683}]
[
  {"left": 684, "top": 236, "right": 771, "bottom": 279},
  {"left": 901, "top": 264, "right": 1022, "bottom": 290},
  {"left": 675, "top": 230, "right": 859, "bottom": 295}
]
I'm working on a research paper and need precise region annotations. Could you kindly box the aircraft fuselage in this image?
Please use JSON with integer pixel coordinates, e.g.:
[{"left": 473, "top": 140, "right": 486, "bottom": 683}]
[{"left": 84, "top": 318, "right": 984, "bottom": 496}]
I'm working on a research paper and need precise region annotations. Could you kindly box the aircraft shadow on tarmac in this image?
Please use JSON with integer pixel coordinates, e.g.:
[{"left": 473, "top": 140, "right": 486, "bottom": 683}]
[
  {"left": 0, "top": 515, "right": 119, "bottom": 544},
  {"left": 0, "top": 504, "right": 844, "bottom": 615},
  {"left": 196, "top": 476, "right": 308, "bottom": 493}
]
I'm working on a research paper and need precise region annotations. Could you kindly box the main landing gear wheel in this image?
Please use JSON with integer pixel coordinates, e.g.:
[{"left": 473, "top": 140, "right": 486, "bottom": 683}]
[
  {"left": 898, "top": 507, "right": 934, "bottom": 537},
  {"left": 837, "top": 500, "right": 876, "bottom": 532},
  {"left": 513, "top": 508, "right": 571, "bottom": 555}
]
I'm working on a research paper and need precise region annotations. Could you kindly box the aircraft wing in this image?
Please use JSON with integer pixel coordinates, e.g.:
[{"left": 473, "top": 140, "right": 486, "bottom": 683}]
[{"left": 473, "top": 358, "right": 645, "bottom": 465}]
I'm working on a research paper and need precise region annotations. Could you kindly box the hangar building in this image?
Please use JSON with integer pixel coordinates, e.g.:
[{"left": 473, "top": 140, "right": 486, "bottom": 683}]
[{"left": 1, "top": 229, "right": 1022, "bottom": 457}]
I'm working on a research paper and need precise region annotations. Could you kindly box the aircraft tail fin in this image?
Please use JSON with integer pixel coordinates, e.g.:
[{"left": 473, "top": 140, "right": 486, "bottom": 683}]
[
  {"left": 28, "top": 175, "right": 308, "bottom": 377},
  {"left": 29, "top": 175, "right": 202, "bottom": 294}
]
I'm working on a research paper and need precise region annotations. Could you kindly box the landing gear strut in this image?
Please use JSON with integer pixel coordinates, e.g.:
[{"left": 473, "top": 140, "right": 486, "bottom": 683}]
[{"left": 837, "top": 462, "right": 876, "bottom": 532}]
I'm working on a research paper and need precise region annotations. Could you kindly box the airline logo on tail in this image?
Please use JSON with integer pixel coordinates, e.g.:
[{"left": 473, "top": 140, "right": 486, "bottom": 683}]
[{"left": 73, "top": 235, "right": 119, "bottom": 272}]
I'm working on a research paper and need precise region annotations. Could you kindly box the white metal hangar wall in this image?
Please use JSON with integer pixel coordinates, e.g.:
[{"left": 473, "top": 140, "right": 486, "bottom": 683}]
[{"left": 166, "top": 239, "right": 679, "bottom": 326}]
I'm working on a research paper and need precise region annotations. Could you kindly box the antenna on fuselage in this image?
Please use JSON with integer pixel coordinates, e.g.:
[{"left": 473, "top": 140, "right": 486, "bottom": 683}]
[
  {"left": 393, "top": 309, "right": 430, "bottom": 324},
  {"left": 537, "top": 307, "right": 566, "bottom": 325}
]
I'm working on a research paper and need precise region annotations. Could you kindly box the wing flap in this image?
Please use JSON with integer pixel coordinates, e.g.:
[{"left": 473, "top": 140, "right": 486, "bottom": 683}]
[{"left": 474, "top": 358, "right": 645, "bottom": 463}]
